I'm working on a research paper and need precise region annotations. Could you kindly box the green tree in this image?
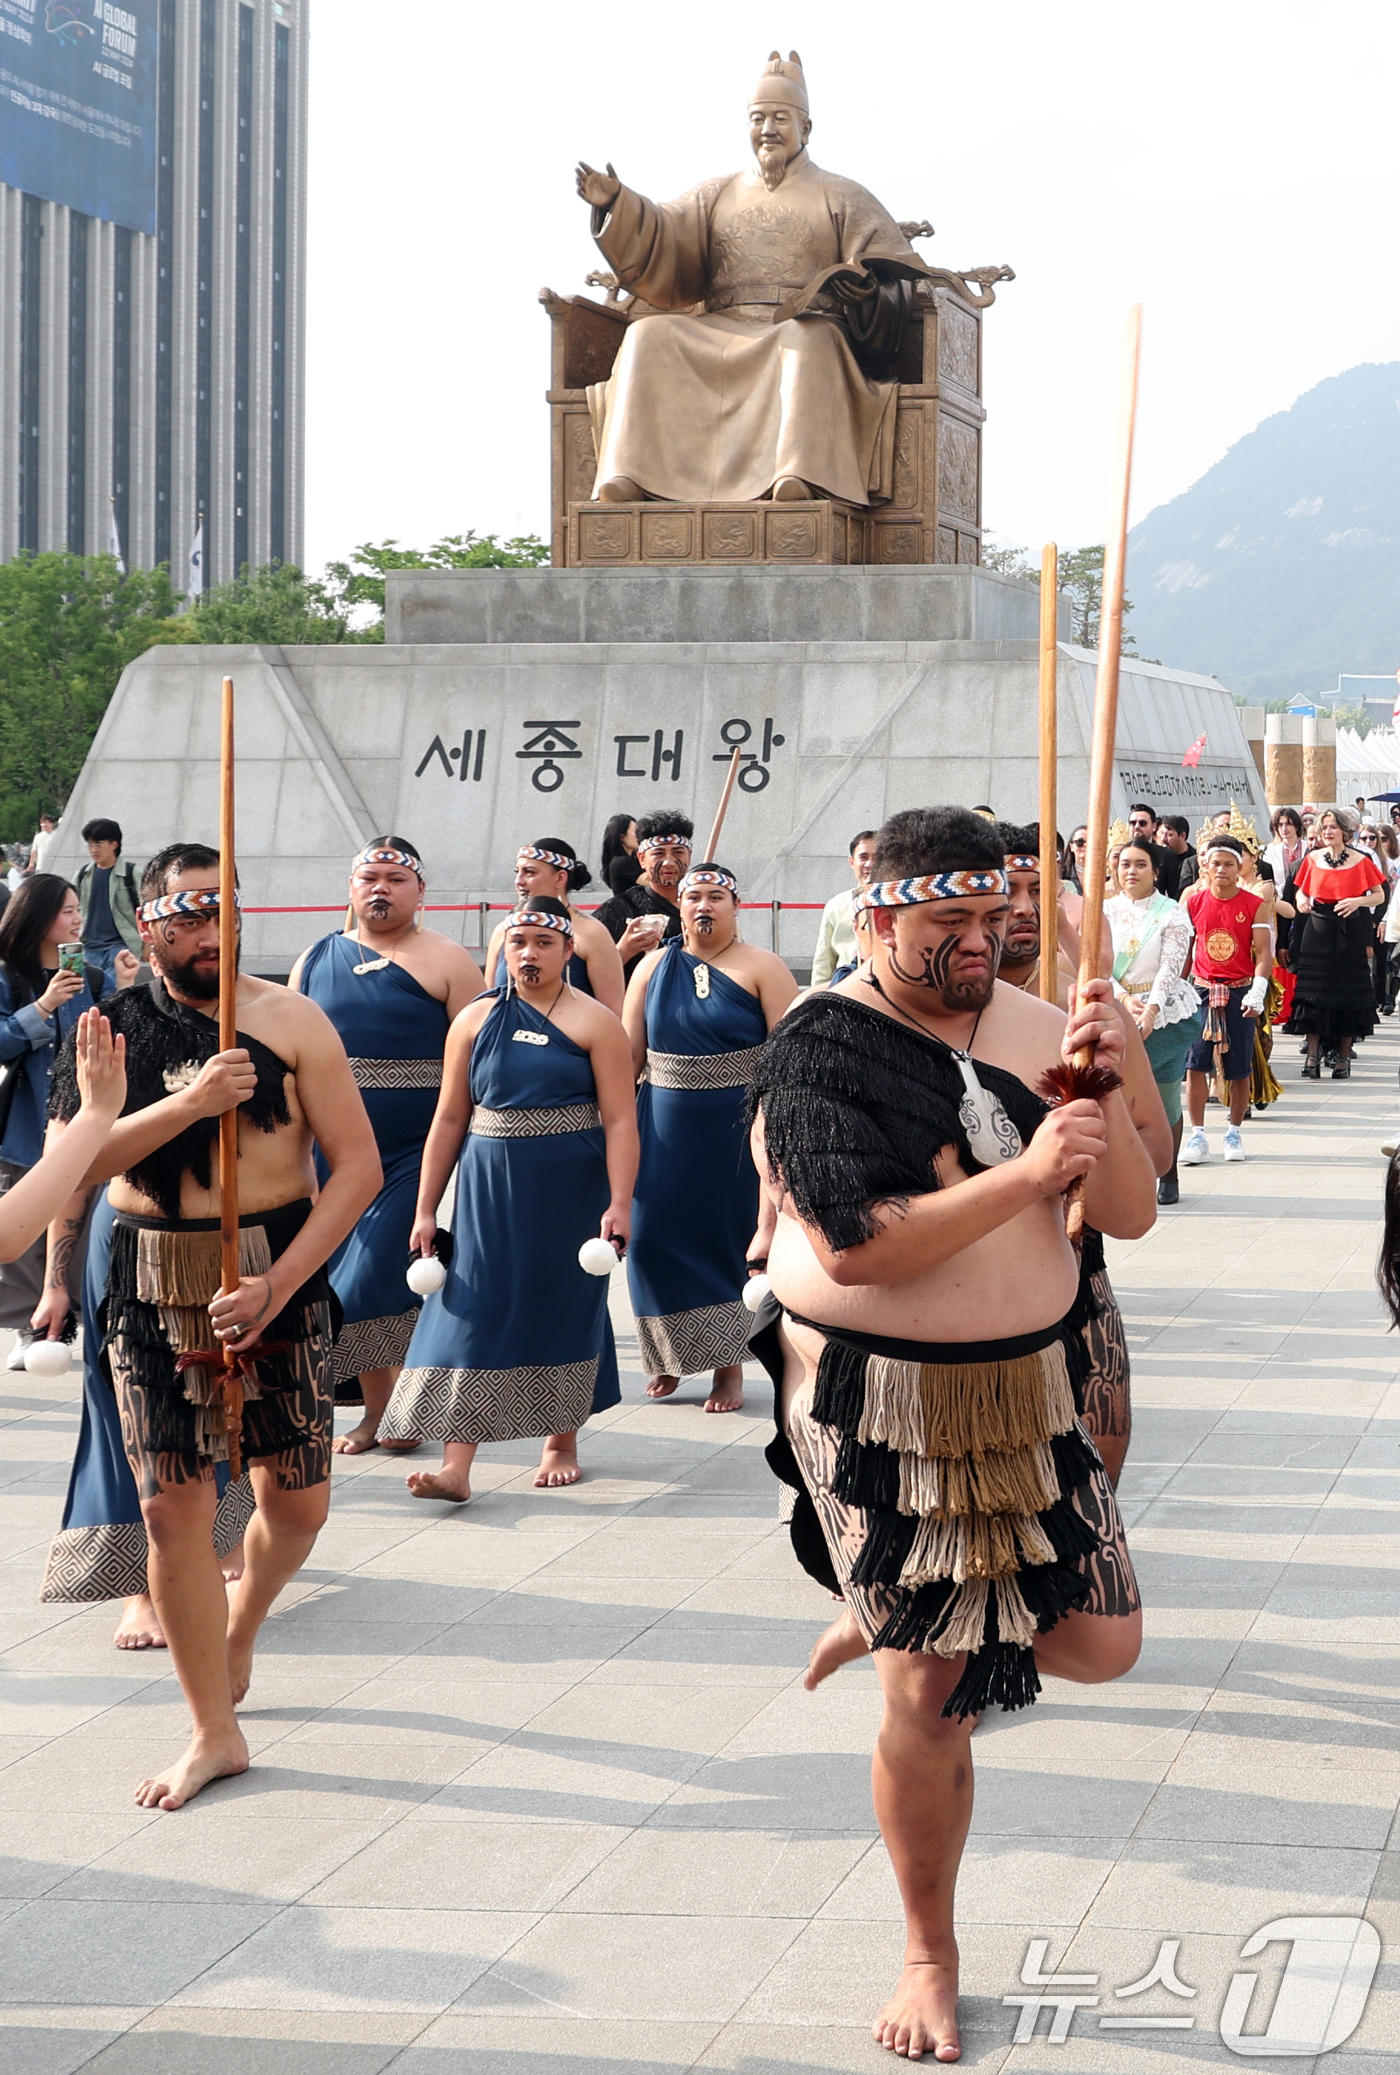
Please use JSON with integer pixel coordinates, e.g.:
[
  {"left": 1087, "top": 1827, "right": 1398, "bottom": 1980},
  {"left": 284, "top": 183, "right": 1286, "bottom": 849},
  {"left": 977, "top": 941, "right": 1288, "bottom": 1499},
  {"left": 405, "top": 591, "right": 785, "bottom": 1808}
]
[
  {"left": 1053, "top": 544, "right": 1138, "bottom": 654},
  {"left": 165, "top": 560, "right": 355, "bottom": 645},
  {"left": 0, "top": 551, "right": 179, "bottom": 841},
  {"left": 323, "top": 533, "right": 550, "bottom": 639}
]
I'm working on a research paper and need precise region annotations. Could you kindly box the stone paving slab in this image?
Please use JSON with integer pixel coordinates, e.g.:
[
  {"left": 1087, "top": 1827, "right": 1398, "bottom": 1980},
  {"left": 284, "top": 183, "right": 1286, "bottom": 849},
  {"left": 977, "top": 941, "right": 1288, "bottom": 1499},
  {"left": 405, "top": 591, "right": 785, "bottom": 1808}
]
[{"left": 2, "top": 1029, "right": 1400, "bottom": 2067}]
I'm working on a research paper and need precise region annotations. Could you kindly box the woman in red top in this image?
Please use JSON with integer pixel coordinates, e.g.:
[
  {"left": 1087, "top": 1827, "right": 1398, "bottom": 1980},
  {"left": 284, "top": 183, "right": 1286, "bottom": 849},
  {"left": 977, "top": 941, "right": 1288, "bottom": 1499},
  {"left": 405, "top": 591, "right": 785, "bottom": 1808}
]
[{"left": 1282, "top": 808, "right": 1386, "bottom": 1078}]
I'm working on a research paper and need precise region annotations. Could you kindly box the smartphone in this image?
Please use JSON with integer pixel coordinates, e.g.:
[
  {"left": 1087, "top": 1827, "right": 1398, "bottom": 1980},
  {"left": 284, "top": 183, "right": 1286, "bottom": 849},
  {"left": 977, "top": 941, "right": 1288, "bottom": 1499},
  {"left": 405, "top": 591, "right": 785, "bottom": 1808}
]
[{"left": 56, "top": 943, "right": 85, "bottom": 976}]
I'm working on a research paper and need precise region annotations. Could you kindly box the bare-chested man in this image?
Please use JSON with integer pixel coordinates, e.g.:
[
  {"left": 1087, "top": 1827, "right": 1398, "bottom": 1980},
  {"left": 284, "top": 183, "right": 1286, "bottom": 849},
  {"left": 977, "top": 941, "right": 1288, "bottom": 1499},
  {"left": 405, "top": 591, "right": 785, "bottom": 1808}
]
[
  {"left": 288, "top": 839, "right": 483, "bottom": 1454},
  {"left": 751, "top": 806, "right": 1155, "bottom": 2063},
  {"left": 49, "top": 843, "right": 380, "bottom": 1810}
]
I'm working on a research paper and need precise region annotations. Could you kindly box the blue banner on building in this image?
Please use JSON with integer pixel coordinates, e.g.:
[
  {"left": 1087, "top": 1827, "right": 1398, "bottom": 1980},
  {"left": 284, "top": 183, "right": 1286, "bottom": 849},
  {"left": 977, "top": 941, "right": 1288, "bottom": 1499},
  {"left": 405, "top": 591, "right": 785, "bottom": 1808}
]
[{"left": 0, "top": 0, "right": 157, "bottom": 233}]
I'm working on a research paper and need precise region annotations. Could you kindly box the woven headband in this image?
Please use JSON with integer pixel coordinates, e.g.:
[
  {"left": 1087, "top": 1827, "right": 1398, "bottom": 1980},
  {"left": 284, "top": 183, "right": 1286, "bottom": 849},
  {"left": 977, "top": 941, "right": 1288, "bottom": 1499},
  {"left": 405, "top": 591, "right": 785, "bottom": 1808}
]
[
  {"left": 1005, "top": 855, "right": 1039, "bottom": 873},
  {"left": 680, "top": 868, "right": 738, "bottom": 895},
  {"left": 861, "top": 869, "right": 1010, "bottom": 911},
  {"left": 517, "top": 847, "right": 574, "bottom": 872},
  {"left": 141, "top": 888, "right": 241, "bottom": 923},
  {"left": 507, "top": 909, "right": 573, "bottom": 938},
  {"left": 1204, "top": 843, "right": 1243, "bottom": 862},
  {"left": 637, "top": 834, "right": 690, "bottom": 854},
  {"left": 353, "top": 844, "right": 423, "bottom": 880}
]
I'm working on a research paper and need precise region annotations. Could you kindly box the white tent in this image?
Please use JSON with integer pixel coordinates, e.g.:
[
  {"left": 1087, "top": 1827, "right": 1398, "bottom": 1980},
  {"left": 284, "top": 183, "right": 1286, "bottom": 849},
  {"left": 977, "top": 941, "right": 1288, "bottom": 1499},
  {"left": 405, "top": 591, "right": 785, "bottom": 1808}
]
[{"left": 1336, "top": 727, "right": 1400, "bottom": 804}]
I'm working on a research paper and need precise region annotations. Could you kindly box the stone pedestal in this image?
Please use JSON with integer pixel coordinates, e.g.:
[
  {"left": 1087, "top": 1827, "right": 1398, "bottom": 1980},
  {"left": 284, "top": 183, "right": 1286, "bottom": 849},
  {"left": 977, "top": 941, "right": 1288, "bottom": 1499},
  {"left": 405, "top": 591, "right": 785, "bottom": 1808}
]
[
  {"left": 569, "top": 499, "right": 868, "bottom": 568},
  {"left": 54, "top": 568, "right": 1267, "bottom": 969}
]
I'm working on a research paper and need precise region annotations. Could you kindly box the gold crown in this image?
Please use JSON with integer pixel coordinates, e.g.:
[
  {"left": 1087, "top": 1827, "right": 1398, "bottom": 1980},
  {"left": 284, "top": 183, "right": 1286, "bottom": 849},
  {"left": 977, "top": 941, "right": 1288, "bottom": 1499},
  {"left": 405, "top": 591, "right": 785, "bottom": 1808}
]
[
  {"left": 1227, "top": 798, "right": 1260, "bottom": 854},
  {"left": 1106, "top": 818, "right": 1132, "bottom": 851},
  {"left": 750, "top": 49, "right": 809, "bottom": 112}
]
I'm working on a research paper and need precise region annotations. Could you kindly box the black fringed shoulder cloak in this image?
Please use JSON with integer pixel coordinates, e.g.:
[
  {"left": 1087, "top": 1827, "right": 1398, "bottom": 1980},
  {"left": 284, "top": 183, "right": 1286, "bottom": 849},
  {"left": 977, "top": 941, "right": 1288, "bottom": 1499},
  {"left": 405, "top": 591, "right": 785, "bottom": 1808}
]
[
  {"left": 748, "top": 990, "right": 1048, "bottom": 1251},
  {"left": 49, "top": 978, "right": 292, "bottom": 1220}
]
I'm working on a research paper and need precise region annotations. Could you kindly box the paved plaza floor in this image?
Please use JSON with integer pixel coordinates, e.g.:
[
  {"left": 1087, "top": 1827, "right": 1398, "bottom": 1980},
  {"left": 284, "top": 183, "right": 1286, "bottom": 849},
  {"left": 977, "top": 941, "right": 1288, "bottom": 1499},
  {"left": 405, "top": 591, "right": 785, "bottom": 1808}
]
[{"left": 1, "top": 1029, "right": 1399, "bottom": 2071}]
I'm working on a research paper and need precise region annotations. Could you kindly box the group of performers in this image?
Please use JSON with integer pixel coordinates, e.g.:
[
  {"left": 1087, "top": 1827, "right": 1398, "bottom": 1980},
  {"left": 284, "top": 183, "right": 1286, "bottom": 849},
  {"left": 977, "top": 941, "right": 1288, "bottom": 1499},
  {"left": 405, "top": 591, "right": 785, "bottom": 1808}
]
[{"left": 2, "top": 797, "right": 1188, "bottom": 2063}]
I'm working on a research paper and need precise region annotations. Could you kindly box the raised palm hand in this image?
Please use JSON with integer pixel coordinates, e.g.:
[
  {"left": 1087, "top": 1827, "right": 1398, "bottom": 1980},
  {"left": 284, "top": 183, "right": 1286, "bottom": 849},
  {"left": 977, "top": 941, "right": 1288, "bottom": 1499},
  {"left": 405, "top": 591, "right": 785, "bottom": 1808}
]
[{"left": 575, "top": 160, "right": 621, "bottom": 210}]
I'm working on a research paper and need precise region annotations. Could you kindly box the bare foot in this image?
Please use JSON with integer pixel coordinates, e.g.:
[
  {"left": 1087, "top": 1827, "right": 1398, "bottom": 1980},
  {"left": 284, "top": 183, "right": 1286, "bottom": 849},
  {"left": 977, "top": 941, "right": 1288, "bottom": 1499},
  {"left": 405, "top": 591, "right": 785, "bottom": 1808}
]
[
  {"left": 406, "top": 1466, "right": 471, "bottom": 1503},
  {"left": 114, "top": 1595, "right": 166, "bottom": 1651},
  {"left": 221, "top": 1540, "right": 245, "bottom": 1585},
  {"left": 872, "top": 1953, "right": 961, "bottom": 2062},
  {"left": 134, "top": 1729, "right": 249, "bottom": 1811},
  {"left": 535, "top": 1439, "right": 582, "bottom": 1488},
  {"left": 703, "top": 1366, "right": 744, "bottom": 1413},
  {"left": 804, "top": 1605, "right": 871, "bottom": 1691},
  {"left": 645, "top": 1375, "right": 680, "bottom": 1399}
]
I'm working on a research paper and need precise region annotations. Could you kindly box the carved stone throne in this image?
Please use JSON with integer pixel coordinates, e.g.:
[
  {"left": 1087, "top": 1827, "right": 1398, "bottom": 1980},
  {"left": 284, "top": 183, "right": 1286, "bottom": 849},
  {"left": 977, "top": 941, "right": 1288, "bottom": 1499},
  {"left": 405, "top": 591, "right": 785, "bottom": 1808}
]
[{"left": 540, "top": 265, "right": 1012, "bottom": 570}]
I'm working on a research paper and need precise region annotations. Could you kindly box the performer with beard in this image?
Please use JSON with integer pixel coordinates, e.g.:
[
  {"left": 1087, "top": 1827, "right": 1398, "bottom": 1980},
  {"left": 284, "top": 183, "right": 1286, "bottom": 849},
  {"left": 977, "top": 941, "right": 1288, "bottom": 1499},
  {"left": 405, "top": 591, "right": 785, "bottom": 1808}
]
[
  {"left": 994, "top": 822, "right": 1170, "bottom": 1486},
  {"left": 289, "top": 840, "right": 483, "bottom": 1454},
  {"left": 595, "top": 814, "right": 692, "bottom": 983},
  {"left": 46, "top": 843, "right": 380, "bottom": 1809},
  {"left": 623, "top": 865, "right": 795, "bottom": 1411},
  {"left": 380, "top": 898, "right": 638, "bottom": 1496},
  {"left": 750, "top": 806, "right": 1152, "bottom": 2063}
]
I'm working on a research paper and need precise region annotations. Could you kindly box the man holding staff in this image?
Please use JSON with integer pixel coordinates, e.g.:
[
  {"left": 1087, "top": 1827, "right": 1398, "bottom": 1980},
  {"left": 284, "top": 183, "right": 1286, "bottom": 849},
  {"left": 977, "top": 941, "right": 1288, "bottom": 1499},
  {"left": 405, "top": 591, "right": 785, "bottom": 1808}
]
[
  {"left": 48, "top": 843, "right": 380, "bottom": 1810},
  {"left": 752, "top": 807, "right": 1153, "bottom": 2060}
]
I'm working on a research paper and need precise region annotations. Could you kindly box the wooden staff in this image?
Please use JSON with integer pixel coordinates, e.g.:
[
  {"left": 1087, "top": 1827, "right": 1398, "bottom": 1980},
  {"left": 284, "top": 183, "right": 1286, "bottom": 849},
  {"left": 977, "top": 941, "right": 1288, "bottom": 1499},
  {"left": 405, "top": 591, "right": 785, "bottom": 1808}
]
[
  {"left": 1076, "top": 306, "right": 1142, "bottom": 1018},
  {"left": 1038, "top": 308, "right": 1142, "bottom": 1237},
  {"left": 1038, "top": 542, "right": 1059, "bottom": 1002},
  {"left": 218, "top": 674, "right": 243, "bottom": 1478},
  {"left": 704, "top": 746, "right": 743, "bottom": 862}
]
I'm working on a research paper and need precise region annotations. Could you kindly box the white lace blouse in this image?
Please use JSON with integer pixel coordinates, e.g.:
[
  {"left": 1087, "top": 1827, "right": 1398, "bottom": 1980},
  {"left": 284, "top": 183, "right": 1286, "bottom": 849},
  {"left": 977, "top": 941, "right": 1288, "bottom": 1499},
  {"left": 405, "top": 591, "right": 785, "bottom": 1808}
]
[{"left": 1105, "top": 892, "right": 1198, "bottom": 1024}]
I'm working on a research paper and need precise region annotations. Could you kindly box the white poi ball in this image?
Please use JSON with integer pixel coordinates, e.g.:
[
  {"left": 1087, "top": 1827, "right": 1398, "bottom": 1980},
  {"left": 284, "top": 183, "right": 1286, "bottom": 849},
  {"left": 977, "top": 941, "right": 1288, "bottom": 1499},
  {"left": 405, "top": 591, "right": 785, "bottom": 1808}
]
[
  {"left": 406, "top": 1254, "right": 447, "bottom": 1297},
  {"left": 578, "top": 1237, "right": 618, "bottom": 1277},
  {"left": 741, "top": 1273, "right": 772, "bottom": 1313},
  {"left": 24, "top": 1339, "right": 71, "bottom": 1377}
]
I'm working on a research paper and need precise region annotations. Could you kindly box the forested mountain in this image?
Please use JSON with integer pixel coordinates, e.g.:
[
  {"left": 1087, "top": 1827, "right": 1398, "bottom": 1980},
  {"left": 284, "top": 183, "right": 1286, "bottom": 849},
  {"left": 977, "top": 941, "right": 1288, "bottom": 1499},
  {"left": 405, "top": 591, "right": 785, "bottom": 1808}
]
[{"left": 1126, "top": 362, "right": 1400, "bottom": 702}]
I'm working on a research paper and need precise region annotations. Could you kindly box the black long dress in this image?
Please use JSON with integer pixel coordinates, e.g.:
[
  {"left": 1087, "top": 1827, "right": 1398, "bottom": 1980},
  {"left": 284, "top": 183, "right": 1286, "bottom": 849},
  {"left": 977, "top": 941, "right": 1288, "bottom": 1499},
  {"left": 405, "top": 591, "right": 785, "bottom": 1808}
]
[{"left": 1284, "top": 848, "right": 1385, "bottom": 1043}]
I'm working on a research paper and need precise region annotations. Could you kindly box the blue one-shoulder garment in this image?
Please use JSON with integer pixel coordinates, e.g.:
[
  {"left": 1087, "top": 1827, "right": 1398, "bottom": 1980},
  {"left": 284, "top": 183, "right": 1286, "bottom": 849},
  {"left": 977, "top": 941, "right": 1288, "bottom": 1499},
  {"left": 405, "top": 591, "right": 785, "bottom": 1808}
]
[
  {"left": 40, "top": 1190, "right": 252, "bottom": 1602},
  {"left": 627, "top": 940, "right": 767, "bottom": 1378},
  {"left": 297, "top": 933, "right": 451, "bottom": 1377},
  {"left": 381, "top": 989, "right": 615, "bottom": 1443}
]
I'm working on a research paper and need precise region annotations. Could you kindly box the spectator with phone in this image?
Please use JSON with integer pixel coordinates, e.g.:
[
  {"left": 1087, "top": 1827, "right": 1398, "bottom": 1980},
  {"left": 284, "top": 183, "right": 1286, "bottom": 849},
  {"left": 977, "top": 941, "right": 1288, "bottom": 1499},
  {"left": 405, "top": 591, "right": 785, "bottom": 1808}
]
[
  {"left": 0, "top": 876, "right": 137, "bottom": 1365},
  {"left": 75, "top": 819, "right": 145, "bottom": 994}
]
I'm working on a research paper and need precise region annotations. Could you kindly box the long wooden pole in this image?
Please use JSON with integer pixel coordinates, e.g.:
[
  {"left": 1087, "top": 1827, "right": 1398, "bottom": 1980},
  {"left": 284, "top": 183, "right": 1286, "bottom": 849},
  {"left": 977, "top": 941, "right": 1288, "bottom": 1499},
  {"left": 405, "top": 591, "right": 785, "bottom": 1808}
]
[
  {"left": 1074, "top": 305, "right": 1142, "bottom": 1063},
  {"left": 704, "top": 746, "right": 743, "bottom": 863},
  {"left": 1038, "top": 543, "right": 1059, "bottom": 1002},
  {"left": 218, "top": 674, "right": 243, "bottom": 1478}
]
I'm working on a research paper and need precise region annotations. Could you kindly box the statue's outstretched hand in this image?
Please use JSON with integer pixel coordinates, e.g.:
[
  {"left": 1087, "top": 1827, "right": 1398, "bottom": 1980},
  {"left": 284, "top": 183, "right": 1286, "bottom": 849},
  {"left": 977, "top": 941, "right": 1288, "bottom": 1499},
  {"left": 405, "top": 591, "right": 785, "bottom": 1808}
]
[{"left": 576, "top": 161, "right": 621, "bottom": 210}]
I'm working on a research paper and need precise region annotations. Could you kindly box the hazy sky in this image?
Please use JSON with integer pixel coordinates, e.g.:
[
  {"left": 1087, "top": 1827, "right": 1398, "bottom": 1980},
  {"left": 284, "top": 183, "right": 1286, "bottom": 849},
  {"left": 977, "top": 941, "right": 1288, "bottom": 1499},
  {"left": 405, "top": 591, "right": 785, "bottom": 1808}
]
[{"left": 304, "top": 0, "right": 1400, "bottom": 573}]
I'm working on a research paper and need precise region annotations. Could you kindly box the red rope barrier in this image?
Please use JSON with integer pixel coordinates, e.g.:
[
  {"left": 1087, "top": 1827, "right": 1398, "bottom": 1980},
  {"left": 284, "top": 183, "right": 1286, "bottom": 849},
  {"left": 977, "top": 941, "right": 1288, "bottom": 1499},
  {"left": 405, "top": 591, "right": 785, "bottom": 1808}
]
[{"left": 243, "top": 901, "right": 829, "bottom": 914}]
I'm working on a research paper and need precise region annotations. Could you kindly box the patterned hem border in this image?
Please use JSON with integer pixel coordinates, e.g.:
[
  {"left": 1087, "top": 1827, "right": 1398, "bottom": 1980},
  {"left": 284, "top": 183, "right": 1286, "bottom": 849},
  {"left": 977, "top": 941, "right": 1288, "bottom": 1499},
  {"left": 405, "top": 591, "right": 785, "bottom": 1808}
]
[
  {"left": 39, "top": 1472, "right": 256, "bottom": 1603},
  {"left": 333, "top": 1307, "right": 419, "bottom": 1382},
  {"left": 635, "top": 1301, "right": 752, "bottom": 1378},
  {"left": 380, "top": 1358, "right": 599, "bottom": 1444}
]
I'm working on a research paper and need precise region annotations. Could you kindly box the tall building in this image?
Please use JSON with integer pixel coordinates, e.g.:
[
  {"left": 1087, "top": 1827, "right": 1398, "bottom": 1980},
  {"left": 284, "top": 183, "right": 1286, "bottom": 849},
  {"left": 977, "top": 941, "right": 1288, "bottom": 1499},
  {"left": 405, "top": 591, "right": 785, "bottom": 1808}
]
[{"left": 0, "top": 0, "right": 307, "bottom": 586}]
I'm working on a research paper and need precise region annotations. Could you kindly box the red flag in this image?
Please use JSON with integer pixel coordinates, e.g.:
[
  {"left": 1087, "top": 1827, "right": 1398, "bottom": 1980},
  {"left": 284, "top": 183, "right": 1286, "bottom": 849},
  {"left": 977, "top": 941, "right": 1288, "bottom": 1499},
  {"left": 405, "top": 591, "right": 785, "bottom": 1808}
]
[{"left": 1181, "top": 733, "right": 1207, "bottom": 768}]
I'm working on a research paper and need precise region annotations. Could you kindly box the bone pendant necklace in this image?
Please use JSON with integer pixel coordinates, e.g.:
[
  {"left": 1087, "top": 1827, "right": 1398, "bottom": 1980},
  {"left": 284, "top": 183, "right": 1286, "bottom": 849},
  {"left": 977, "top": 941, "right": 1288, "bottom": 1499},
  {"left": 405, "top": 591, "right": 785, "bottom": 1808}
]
[
  {"left": 863, "top": 977, "right": 1022, "bottom": 1166},
  {"left": 350, "top": 929, "right": 391, "bottom": 976}
]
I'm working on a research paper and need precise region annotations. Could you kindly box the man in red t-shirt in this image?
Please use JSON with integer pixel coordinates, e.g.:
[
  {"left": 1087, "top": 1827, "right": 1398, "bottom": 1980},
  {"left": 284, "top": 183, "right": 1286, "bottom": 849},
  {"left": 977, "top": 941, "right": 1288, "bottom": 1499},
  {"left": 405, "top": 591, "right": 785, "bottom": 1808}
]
[{"left": 1180, "top": 837, "right": 1273, "bottom": 1163}]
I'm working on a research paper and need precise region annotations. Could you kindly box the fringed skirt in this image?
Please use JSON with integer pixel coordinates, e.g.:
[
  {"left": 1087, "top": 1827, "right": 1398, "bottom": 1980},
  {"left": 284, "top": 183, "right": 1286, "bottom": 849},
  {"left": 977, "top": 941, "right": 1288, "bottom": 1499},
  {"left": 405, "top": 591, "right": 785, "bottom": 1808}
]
[
  {"left": 106, "top": 1199, "right": 337, "bottom": 1497},
  {"left": 784, "top": 1311, "right": 1139, "bottom": 1718}
]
